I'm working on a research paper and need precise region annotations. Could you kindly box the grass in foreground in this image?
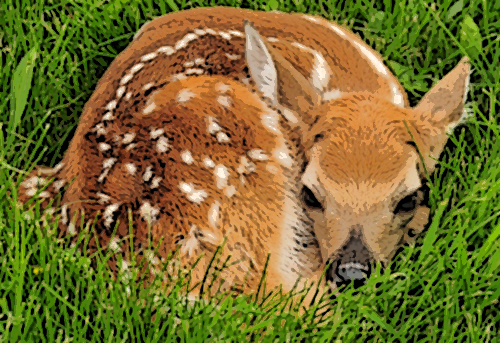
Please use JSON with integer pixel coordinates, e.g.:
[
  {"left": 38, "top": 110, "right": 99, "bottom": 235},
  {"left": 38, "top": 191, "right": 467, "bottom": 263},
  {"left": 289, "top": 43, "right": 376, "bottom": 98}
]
[{"left": 1, "top": 0, "right": 500, "bottom": 341}]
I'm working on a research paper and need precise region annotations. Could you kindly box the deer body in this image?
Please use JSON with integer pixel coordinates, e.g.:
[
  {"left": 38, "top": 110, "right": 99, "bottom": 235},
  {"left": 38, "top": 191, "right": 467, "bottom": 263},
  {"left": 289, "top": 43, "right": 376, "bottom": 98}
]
[{"left": 19, "top": 7, "right": 470, "bottom": 308}]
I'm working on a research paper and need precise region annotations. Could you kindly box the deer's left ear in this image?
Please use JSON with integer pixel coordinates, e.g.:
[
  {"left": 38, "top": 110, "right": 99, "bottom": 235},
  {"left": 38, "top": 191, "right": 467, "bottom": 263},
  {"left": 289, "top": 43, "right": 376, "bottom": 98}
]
[
  {"left": 244, "top": 20, "right": 321, "bottom": 125},
  {"left": 411, "top": 57, "right": 471, "bottom": 172}
]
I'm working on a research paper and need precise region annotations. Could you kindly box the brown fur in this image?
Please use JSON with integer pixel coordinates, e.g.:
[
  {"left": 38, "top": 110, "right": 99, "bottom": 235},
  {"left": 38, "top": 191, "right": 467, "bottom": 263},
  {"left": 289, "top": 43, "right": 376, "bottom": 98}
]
[{"left": 18, "top": 7, "right": 470, "bottom": 312}]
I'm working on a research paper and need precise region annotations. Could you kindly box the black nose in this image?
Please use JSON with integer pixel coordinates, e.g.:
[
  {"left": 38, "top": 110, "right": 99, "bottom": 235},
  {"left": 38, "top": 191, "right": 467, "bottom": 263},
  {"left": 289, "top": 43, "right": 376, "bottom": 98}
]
[{"left": 333, "top": 262, "right": 370, "bottom": 288}]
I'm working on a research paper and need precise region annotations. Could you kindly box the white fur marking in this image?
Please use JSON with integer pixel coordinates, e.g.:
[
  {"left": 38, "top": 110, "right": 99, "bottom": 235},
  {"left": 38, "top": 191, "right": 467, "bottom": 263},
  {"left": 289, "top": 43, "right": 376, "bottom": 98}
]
[
  {"left": 116, "top": 86, "right": 126, "bottom": 99},
  {"left": 353, "top": 41, "right": 388, "bottom": 76},
  {"left": 143, "top": 166, "right": 153, "bottom": 182},
  {"left": 140, "top": 52, "right": 157, "bottom": 62},
  {"left": 102, "top": 112, "right": 114, "bottom": 121},
  {"left": 177, "top": 89, "right": 196, "bottom": 103},
  {"left": 156, "top": 136, "right": 170, "bottom": 153},
  {"left": 97, "top": 192, "right": 111, "bottom": 205},
  {"left": 219, "top": 31, "right": 231, "bottom": 40},
  {"left": 150, "top": 128, "right": 165, "bottom": 139},
  {"left": 143, "top": 82, "right": 154, "bottom": 91},
  {"left": 248, "top": 149, "right": 269, "bottom": 161},
  {"left": 225, "top": 53, "right": 241, "bottom": 60},
  {"left": 390, "top": 82, "right": 405, "bottom": 107},
  {"left": 224, "top": 185, "right": 236, "bottom": 198},
  {"left": 130, "top": 63, "right": 145, "bottom": 74},
  {"left": 323, "top": 89, "right": 343, "bottom": 101},
  {"left": 140, "top": 202, "right": 159, "bottom": 223},
  {"left": 208, "top": 201, "right": 220, "bottom": 228},
  {"left": 151, "top": 177, "right": 162, "bottom": 189},
  {"left": 143, "top": 102, "right": 156, "bottom": 115},
  {"left": 122, "top": 132, "right": 136, "bottom": 144},
  {"left": 217, "top": 95, "right": 231, "bottom": 108},
  {"left": 157, "top": 46, "right": 175, "bottom": 55},
  {"left": 175, "top": 33, "right": 199, "bottom": 50},
  {"left": 120, "top": 73, "right": 134, "bottom": 85},
  {"left": 98, "top": 142, "right": 111, "bottom": 152},
  {"left": 207, "top": 116, "right": 221, "bottom": 134},
  {"left": 216, "top": 132, "right": 230, "bottom": 143},
  {"left": 125, "top": 163, "right": 137, "bottom": 175},
  {"left": 216, "top": 83, "right": 231, "bottom": 93},
  {"left": 105, "top": 100, "right": 117, "bottom": 111},
  {"left": 181, "top": 150, "right": 194, "bottom": 165},
  {"left": 103, "top": 203, "right": 120, "bottom": 228},
  {"left": 179, "top": 182, "right": 208, "bottom": 204},
  {"left": 214, "top": 164, "right": 229, "bottom": 189},
  {"left": 203, "top": 156, "right": 215, "bottom": 169}
]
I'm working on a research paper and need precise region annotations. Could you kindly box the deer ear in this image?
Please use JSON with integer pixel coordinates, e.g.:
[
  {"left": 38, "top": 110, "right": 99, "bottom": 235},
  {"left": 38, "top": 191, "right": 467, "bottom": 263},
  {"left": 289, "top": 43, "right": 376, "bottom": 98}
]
[
  {"left": 244, "top": 20, "right": 321, "bottom": 122},
  {"left": 412, "top": 57, "right": 471, "bottom": 172}
]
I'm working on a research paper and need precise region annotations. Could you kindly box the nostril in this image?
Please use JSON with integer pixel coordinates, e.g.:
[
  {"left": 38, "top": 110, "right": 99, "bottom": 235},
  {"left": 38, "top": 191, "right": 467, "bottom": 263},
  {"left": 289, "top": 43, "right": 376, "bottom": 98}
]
[{"left": 333, "top": 262, "right": 370, "bottom": 289}]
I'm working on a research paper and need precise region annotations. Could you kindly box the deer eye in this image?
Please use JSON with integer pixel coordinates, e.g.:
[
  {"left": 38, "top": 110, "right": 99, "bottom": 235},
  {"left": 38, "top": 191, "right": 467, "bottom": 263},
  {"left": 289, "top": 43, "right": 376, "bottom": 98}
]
[
  {"left": 302, "top": 186, "right": 323, "bottom": 210},
  {"left": 394, "top": 192, "right": 418, "bottom": 214}
]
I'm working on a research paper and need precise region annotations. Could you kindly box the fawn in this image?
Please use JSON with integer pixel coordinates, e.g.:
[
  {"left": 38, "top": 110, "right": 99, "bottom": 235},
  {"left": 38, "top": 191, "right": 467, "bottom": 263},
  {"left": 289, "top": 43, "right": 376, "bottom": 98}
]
[{"left": 18, "top": 7, "right": 471, "bottom": 309}]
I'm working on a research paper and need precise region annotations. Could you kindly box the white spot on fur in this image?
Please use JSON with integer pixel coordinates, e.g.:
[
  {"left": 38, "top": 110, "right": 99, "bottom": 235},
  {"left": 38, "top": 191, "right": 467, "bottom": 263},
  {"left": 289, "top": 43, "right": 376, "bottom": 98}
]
[
  {"left": 143, "top": 82, "right": 154, "bottom": 91},
  {"left": 61, "top": 205, "right": 68, "bottom": 225},
  {"left": 219, "top": 31, "right": 231, "bottom": 40},
  {"left": 143, "top": 166, "right": 153, "bottom": 182},
  {"left": 217, "top": 95, "right": 231, "bottom": 108},
  {"left": 207, "top": 116, "right": 221, "bottom": 134},
  {"left": 116, "top": 86, "right": 126, "bottom": 99},
  {"left": 224, "top": 185, "right": 236, "bottom": 198},
  {"left": 22, "top": 176, "right": 47, "bottom": 188},
  {"left": 140, "top": 202, "right": 160, "bottom": 224},
  {"left": 122, "top": 132, "right": 136, "bottom": 144},
  {"left": 237, "top": 156, "right": 257, "bottom": 174},
  {"left": 185, "top": 68, "right": 204, "bottom": 75},
  {"left": 125, "top": 92, "right": 132, "bottom": 101},
  {"left": 105, "top": 100, "right": 117, "bottom": 111},
  {"left": 216, "top": 132, "right": 230, "bottom": 143},
  {"left": 38, "top": 191, "right": 50, "bottom": 198},
  {"left": 181, "top": 150, "right": 194, "bottom": 165},
  {"left": 103, "top": 203, "right": 120, "bottom": 228},
  {"left": 130, "top": 63, "right": 145, "bottom": 74},
  {"left": 102, "top": 112, "right": 114, "bottom": 121},
  {"left": 181, "top": 225, "right": 200, "bottom": 257},
  {"left": 225, "top": 53, "right": 241, "bottom": 60},
  {"left": 267, "top": 37, "right": 279, "bottom": 42},
  {"left": 205, "top": 28, "right": 217, "bottom": 35},
  {"left": 248, "top": 149, "right": 269, "bottom": 161},
  {"left": 208, "top": 201, "right": 220, "bottom": 228},
  {"left": 266, "top": 164, "right": 279, "bottom": 174},
  {"left": 98, "top": 142, "right": 111, "bottom": 152},
  {"left": 183, "top": 61, "right": 195, "bottom": 68},
  {"left": 353, "top": 41, "right": 388, "bottom": 76},
  {"left": 109, "top": 237, "right": 122, "bottom": 253},
  {"left": 150, "top": 128, "right": 165, "bottom": 139},
  {"left": 179, "top": 182, "right": 208, "bottom": 204},
  {"left": 228, "top": 30, "right": 244, "bottom": 37},
  {"left": 143, "top": 102, "right": 156, "bottom": 115},
  {"left": 214, "top": 164, "right": 229, "bottom": 189},
  {"left": 151, "top": 177, "right": 162, "bottom": 189},
  {"left": 125, "top": 163, "right": 137, "bottom": 175},
  {"left": 216, "top": 83, "right": 231, "bottom": 93},
  {"left": 390, "top": 82, "right": 405, "bottom": 107},
  {"left": 177, "top": 89, "right": 196, "bottom": 103},
  {"left": 194, "top": 29, "right": 206, "bottom": 36},
  {"left": 203, "top": 156, "right": 215, "bottom": 169},
  {"left": 67, "top": 222, "right": 76, "bottom": 236},
  {"left": 323, "top": 89, "right": 343, "bottom": 101},
  {"left": 170, "top": 73, "right": 187, "bottom": 82},
  {"left": 140, "top": 52, "right": 157, "bottom": 62},
  {"left": 97, "top": 192, "right": 111, "bottom": 205},
  {"left": 261, "top": 110, "right": 280, "bottom": 134},
  {"left": 175, "top": 33, "right": 199, "bottom": 50},
  {"left": 120, "top": 73, "right": 134, "bottom": 85},
  {"left": 194, "top": 58, "right": 205, "bottom": 65},
  {"left": 157, "top": 46, "right": 175, "bottom": 55},
  {"left": 52, "top": 179, "right": 66, "bottom": 192},
  {"left": 273, "top": 144, "right": 293, "bottom": 168},
  {"left": 98, "top": 158, "right": 117, "bottom": 183},
  {"left": 329, "top": 23, "right": 346, "bottom": 37},
  {"left": 156, "top": 136, "right": 170, "bottom": 153}
]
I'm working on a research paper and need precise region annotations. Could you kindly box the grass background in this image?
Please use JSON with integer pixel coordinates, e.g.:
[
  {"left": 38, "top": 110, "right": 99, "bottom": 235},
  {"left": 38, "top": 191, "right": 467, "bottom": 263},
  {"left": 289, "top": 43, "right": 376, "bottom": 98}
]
[{"left": 1, "top": 0, "right": 499, "bottom": 341}]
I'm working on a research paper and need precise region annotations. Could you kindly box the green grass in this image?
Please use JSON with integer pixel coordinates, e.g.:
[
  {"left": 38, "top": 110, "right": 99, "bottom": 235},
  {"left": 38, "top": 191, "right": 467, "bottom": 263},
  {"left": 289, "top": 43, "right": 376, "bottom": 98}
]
[{"left": 1, "top": 0, "right": 499, "bottom": 341}]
